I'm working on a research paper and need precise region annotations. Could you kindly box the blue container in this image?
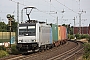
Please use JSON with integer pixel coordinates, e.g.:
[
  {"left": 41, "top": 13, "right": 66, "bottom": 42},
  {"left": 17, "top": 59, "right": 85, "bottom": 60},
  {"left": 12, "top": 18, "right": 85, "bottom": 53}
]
[{"left": 50, "top": 28, "right": 53, "bottom": 44}]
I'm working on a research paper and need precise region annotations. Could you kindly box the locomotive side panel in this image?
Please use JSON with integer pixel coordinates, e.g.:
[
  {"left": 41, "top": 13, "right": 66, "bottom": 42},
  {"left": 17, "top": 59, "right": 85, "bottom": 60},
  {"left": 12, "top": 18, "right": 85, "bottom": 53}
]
[
  {"left": 36, "top": 23, "right": 40, "bottom": 44},
  {"left": 39, "top": 24, "right": 52, "bottom": 46}
]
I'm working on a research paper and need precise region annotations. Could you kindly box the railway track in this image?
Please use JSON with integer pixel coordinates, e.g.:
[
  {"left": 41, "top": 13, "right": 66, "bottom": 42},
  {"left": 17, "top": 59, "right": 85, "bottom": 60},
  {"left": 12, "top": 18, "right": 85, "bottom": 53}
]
[
  {"left": 47, "top": 41, "right": 84, "bottom": 60},
  {"left": 0, "top": 40, "right": 83, "bottom": 60},
  {"left": 0, "top": 41, "right": 69, "bottom": 60},
  {"left": 16, "top": 41, "right": 70, "bottom": 60}
]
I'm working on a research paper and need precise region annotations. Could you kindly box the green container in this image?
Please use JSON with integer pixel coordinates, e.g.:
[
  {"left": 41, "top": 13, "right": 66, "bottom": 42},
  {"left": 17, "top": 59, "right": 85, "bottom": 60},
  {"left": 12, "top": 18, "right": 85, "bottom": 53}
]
[{"left": 51, "top": 24, "right": 58, "bottom": 42}]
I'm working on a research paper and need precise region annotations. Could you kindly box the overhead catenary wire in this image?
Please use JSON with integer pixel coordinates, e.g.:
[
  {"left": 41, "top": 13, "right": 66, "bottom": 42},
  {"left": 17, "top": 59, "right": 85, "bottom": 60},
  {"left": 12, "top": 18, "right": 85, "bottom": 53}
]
[
  {"left": 36, "top": 9, "right": 56, "bottom": 18},
  {"left": 10, "top": 0, "right": 26, "bottom": 6},
  {"left": 44, "top": 0, "right": 79, "bottom": 25},
  {"left": 22, "top": 0, "right": 57, "bottom": 18},
  {"left": 9, "top": 0, "right": 87, "bottom": 25},
  {"left": 10, "top": 0, "right": 56, "bottom": 19},
  {"left": 75, "top": 0, "right": 80, "bottom": 6},
  {"left": 44, "top": 0, "right": 59, "bottom": 13},
  {"left": 54, "top": 0, "right": 78, "bottom": 14},
  {"left": 10, "top": 0, "right": 78, "bottom": 17},
  {"left": 39, "top": 0, "right": 78, "bottom": 25}
]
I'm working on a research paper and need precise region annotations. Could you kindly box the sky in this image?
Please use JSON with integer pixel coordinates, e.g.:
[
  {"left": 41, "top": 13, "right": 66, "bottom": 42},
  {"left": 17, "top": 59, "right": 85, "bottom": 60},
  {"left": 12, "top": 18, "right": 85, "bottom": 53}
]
[{"left": 0, "top": 0, "right": 90, "bottom": 27}]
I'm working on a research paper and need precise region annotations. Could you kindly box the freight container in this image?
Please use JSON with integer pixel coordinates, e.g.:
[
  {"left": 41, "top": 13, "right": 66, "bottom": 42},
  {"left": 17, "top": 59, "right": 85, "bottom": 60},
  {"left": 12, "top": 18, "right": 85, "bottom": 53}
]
[
  {"left": 65, "top": 27, "right": 67, "bottom": 39},
  {"left": 50, "top": 24, "right": 58, "bottom": 42},
  {"left": 74, "top": 27, "right": 89, "bottom": 34},
  {"left": 50, "top": 28, "right": 53, "bottom": 44},
  {"left": 58, "top": 26, "right": 62, "bottom": 41},
  {"left": 65, "top": 27, "right": 68, "bottom": 39},
  {"left": 63, "top": 27, "right": 65, "bottom": 40},
  {"left": 61, "top": 26, "right": 64, "bottom": 40},
  {"left": 58, "top": 26, "right": 67, "bottom": 44},
  {"left": 74, "top": 27, "right": 79, "bottom": 34},
  {"left": 64, "top": 27, "right": 67, "bottom": 39},
  {"left": 89, "top": 25, "right": 90, "bottom": 35},
  {"left": 60, "top": 26, "right": 67, "bottom": 40},
  {"left": 81, "top": 27, "right": 89, "bottom": 34},
  {"left": 58, "top": 26, "right": 66, "bottom": 40}
]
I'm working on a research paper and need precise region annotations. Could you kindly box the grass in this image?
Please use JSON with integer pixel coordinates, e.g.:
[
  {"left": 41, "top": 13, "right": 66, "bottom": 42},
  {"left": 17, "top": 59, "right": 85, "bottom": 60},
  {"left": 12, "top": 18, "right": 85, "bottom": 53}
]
[
  {"left": 83, "top": 42, "right": 90, "bottom": 60},
  {"left": 0, "top": 50, "right": 9, "bottom": 58}
]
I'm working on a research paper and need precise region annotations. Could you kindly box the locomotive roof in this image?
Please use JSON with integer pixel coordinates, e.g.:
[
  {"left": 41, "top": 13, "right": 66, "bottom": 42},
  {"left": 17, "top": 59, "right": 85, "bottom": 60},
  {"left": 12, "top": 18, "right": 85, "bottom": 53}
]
[{"left": 19, "top": 23, "right": 36, "bottom": 26}]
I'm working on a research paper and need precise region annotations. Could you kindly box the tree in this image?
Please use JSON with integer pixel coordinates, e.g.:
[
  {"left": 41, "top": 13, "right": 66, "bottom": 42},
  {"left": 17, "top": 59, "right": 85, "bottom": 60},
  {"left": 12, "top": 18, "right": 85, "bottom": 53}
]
[
  {"left": 11, "top": 21, "right": 18, "bottom": 32},
  {"left": 70, "top": 26, "right": 73, "bottom": 35},
  {"left": 62, "top": 24, "right": 74, "bottom": 35},
  {"left": 62, "top": 24, "right": 70, "bottom": 34},
  {"left": 62, "top": 24, "right": 66, "bottom": 26},
  {"left": 0, "top": 22, "right": 7, "bottom": 32}
]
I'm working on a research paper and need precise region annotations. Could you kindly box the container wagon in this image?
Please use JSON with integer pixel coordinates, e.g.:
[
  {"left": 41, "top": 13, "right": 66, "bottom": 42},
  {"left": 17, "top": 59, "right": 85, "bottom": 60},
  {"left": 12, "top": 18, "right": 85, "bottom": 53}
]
[{"left": 58, "top": 25, "right": 67, "bottom": 45}]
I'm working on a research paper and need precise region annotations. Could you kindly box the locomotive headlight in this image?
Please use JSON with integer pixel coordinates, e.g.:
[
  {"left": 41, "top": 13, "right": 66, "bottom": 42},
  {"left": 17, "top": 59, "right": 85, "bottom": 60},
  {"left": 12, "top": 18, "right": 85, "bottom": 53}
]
[
  {"left": 32, "top": 39, "right": 36, "bottom": 42},
  {"left": 34, "top": 40, "right": 36, "bottom": 42},
  {"left": 19, "top": 39, "right": 23, "bottom": 42}
]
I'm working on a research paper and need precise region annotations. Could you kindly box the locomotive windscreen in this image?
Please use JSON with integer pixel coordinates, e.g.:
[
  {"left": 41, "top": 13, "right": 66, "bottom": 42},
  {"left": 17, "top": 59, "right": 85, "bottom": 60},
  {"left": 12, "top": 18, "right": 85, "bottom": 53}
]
[{"left": 19, "top": 23, "right": 36, "bottom": 36}]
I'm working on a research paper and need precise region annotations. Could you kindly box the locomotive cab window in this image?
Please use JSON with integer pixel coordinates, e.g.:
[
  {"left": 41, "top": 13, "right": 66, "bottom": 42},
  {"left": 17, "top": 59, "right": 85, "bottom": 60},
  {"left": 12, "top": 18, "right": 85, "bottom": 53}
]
[
  {"left": 19, "top": 24, "right": 36, "bottom": 36},
  {"left": 19, "top": 26, "right": 27, "bottom": 35},
  {"left": 27, "top": 26, "right": 36, "bottom": 36}
]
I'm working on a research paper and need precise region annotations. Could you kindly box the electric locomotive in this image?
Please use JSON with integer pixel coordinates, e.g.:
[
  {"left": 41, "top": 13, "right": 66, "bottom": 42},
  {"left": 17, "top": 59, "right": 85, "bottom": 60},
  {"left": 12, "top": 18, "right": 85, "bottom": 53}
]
[
  {"left": 16, "top": 20, "right": 53, "bottom": 53},
  {"left": 16, "top": 7, "right": 53, "bottom": 53}
]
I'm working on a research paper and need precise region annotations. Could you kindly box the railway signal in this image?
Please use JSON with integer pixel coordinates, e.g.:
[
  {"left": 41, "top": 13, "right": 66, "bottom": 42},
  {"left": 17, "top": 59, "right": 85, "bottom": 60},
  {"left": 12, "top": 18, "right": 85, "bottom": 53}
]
[{"left": 7, "top": 14, "right": 14, "bottom": 48}]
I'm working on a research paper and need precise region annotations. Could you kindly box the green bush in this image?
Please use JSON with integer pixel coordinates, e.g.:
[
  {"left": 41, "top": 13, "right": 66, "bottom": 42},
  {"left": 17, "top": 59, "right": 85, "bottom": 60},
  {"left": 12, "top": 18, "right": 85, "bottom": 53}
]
[
  {"left": 68, "top": 34, "right": 70, "bottom": 39},
  {"left": 0, "top": 50, "right": 9, "bottom": 58},
  {"left": 70, "top": 35, "right": 74, "bottom": 39},
  {"left": 0, "top": 46, "right": 6, "bottom": 50},
  {"left": 83, "top": 43, "right": 90, "bottom": 59},
  {"left": 81, "top": 34, "right": 85, "bottom": 39},
  {"left": 75, "top": 34, "right": 79, "bottom": 39},
  {"left": 75, "top": 34, "right": 90, "bottom": 40},
  {"left": 85, "top": 34, "right": 90, "bottom": 39},
  {"left": 77, "top": 35, "right": 81, "bottom": 39},
  {"left": 11, "top": 44, "right": 20, "bottom": 55},
  {"left": 88, "top": 36, "right": 90, "bottom": 42},
  {"left": 80, "top": 34, "right": 89, "bottom": 39}
]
